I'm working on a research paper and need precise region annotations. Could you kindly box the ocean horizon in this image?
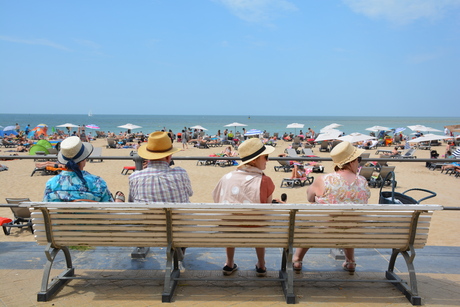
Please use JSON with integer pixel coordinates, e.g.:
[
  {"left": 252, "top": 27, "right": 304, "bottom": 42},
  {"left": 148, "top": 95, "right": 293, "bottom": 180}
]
[{"left": 1, "top": 113, "right": 459, "bottom": 137}]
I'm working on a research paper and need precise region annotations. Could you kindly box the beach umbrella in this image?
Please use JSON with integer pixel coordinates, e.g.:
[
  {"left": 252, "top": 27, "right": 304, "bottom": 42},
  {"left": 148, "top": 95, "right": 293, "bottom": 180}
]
[
  {"left": 3, "top": 125, "right": 16, "bottom": 131},
  {"left": 224, "top": 122, "right": 247, "bottom": 133},
  {"left": 57, "top": 123, "right": 79, "bottom": 128},
  {"left": 118, "top": 123, "right": 142, "bottom": 130},
  {"left": 408, "top": 134, "right": 451, "bottom": 143},
  {"left": 37, "top": 123, "right": 48, "bottom": 127},
  {"left": 190, "top": 125, "right": 208, "bottom": 131},
  {"left": 286, "top": 123, "right": 304, "bottom": 135},
  {"left": 244, "top": 129, "right": 263, "bottom": 137},
  {"left": 393, "top": 127, "right": 406, "bottom": 134},
  {"left": 315, "top": 129, "right": 342, "bottom": 142},
  {"left": 338, "top": 132, "right": 376, "bottom": 144},
  {"left": 85, "top": 124, "right": 100, "bottom": 129},
  {"left": 452, "top": 148, "right": 460, "bottom": 157},
  {"left": 445, "top": 124, "right": 460, "bottom": 133},
  {"left": 407, "top": 125, "right": 442, "bottom": 132},
  {"left": 320, "top": 123, "right": 342, "bottom": 132},
  {"left": 365, "top": 125, "right": 391, "bottom": 132}
]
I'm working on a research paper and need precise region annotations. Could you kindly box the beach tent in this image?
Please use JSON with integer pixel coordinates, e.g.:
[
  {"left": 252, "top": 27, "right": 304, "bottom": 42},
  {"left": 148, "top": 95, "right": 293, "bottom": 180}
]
[
  {"left": 28, "top": 125, "right": 48, "bottom": 139},
  {"left": 37, "top": 139, "right": 53, "bottom": 150},
  {"left": 29, "top": 144, "right": 49, "bottom": 155}
]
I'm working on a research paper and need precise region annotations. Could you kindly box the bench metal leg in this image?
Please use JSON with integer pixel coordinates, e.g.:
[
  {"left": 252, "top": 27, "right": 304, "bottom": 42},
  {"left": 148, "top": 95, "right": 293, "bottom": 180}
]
[
  {"left": 280, "top": 247, "right": 296, "bottom": 304},
  {"left": 162, "top": 244, "right": 180, "bottom": 302},
  {"left": 37, "top": 244, "right": 74, "bottom": 302},
  {"left": 386, "top": 248, "right": 421, "bottom": 305}
]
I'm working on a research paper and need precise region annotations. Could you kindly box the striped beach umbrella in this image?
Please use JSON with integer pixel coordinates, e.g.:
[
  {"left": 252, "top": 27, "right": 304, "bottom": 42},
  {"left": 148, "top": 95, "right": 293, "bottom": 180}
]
[{"left": 452, "top": 148, "right": 460, "bottom": 157}]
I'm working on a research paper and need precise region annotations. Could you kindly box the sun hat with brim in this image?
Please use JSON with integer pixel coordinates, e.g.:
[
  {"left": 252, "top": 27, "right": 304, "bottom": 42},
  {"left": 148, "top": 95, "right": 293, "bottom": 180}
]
[
  {"left": 238, "top": 138, "right": 275, "bottom": 165},
  {"left": 331, "top": 141, "right": 365, "bottom": 168},
  {"left": 57, "top": 136, "right": 93, "bottom": 164},
  {"left": 138, "top": 131, "right": 181, "bottom": 160}
]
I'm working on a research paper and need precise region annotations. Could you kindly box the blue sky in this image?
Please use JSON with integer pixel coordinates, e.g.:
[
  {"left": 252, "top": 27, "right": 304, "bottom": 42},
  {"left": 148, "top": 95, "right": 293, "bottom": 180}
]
[{"left": 1, "top": 0, "right": 459, "bottom": 116}]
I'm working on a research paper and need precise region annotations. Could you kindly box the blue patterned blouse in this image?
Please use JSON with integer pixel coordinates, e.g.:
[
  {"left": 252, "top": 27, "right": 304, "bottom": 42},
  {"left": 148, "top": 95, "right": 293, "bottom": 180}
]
[{"left": 43, "top": 170, "right": 114, "bottom": 202}]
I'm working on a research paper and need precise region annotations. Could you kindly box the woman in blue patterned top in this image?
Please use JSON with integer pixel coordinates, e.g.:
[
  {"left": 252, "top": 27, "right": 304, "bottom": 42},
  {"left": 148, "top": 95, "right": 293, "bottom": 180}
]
[{"left": 43, "top": 136, "right": 121, "bottom": 202}]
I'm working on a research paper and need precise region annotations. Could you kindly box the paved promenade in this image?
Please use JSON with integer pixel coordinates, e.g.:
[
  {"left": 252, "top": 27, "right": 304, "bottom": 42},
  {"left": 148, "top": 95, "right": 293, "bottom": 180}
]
[{"left": 1, "top": 243, "right": 460, "bottom": 306}]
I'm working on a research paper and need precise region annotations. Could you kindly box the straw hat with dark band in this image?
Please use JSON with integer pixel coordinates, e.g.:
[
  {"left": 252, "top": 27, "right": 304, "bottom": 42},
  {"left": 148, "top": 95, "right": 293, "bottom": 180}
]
[
  {"left": 331, "top": 141, "right": 364, "bottom": 168},
  {"left": 137, "top": 131, "right": 181, "bottom": 160},
  {"left": 238, "top": 138, "right": 275, "bottom": 165},
  {"left": 57, "top": 136, "right": 93, "bottom": 164}
]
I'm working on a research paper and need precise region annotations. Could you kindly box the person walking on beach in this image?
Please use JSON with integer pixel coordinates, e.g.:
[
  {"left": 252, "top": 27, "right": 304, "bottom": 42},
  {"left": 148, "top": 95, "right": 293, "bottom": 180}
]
[
  {"left": 212, "top": 138, "right": 276, "bottom": 277},
  {"left": 43, "top": 136, "right": 123, "bottom": 202},
  {"left": 292, "top": 141, "right": 370, "bottom": 274},
  {"left": 181, "top": 129, "right": 189, "bottom": 149},
  {"left": 128, "top": 131, "right": 193, "bottom": 203}
]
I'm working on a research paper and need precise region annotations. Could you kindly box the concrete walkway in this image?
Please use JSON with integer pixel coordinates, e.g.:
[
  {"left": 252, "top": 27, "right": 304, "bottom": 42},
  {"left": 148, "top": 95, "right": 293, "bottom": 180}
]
[{"left": 1, "top": 243, "right": 459, "bottom": 306}]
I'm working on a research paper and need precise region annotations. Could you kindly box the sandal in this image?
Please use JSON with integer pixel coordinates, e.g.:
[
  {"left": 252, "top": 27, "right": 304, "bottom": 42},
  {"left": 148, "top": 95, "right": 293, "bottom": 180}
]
[
  {"left": 255, "top": 265, "right": 267, "bottom": 277},
  {"left": 223, "top": 263, "right": 238, "bottom": 276},
  {"left": 342, "top": 261, "right": 356, "bottom": 275},
  {"left": 115, "top": 191, "right": 125, "bottom": 202},
  {"left": 293, "top": 261, "right": 302, "bottom": 274}
]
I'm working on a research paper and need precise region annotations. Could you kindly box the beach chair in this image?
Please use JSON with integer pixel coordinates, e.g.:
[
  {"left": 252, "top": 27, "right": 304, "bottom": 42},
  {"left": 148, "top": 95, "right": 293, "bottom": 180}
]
[
  {"left": 302, "top": 148, "right": 315, "bottom": 156},
  {"left": 359, "top": 152, "right": 370, "bottom": 166},
  {"left": 359, "top": 166, "right": 379, "bottom": 188},
  {"left": 2, "top": 198, "right": 33, "bottom": 235},
  {"left": 280, "top": 176, "right": 314, "bottom": 188},
  {"left": 397, "top": 147, "right": 417, "bottom": 159},
  {"left": 319, "top": 141, "right": 330, "bottom": 152},
  {"left": 88, "top": 147, "right": 103, "bottom": 163},
  {"left": 375, "top": 166, "right": 396, "bottom": 187},
  {"left": 274, "top": 159, "right": 293, "bottom": 172}
]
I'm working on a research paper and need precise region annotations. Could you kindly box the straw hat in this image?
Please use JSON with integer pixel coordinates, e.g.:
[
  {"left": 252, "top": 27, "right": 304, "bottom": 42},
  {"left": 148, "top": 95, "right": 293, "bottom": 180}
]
[
  {"left": 331, "top": 141, "right": 364, "bottom": 168},
  {"left": 138, "top": 131, "right": 180, "bottom": 160},
  {"left": 238, "top": 138, "right": 275, "bottom": 165},
  {"left": 57, "top": 136, "right": 93, "bottom": 164}
]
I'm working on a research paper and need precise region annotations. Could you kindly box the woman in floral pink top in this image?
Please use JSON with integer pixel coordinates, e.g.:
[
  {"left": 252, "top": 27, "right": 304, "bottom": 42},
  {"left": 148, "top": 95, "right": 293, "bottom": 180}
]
[{"left": 293, "top": 141, "right": 371, "bottom": 274}]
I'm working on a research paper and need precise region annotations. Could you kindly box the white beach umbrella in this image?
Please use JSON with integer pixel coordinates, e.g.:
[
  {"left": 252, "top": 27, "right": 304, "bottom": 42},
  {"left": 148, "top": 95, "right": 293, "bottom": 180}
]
[
  {"left": 224, "top": 122, "right": 247, "bottom": 133},
  {"left": 57, "top": 123, "right": 79, "bottom": 128},
  {"left": 408, "top": 134, "right": 451, "bottom": 143},
  {"left": 338, "top": 132, "right": 376, "bottom": 144},
  {"left": 190, "top": 125, "right": 208, "bottom": 131},
  {"left": 315, "top": 129, "right": 342, "bottom": 142},
  {"left": 3, "top": 125, "right": 16, "bottom": 131},
  {"left": 320, "top": 123, "right": 342, "bottom": 132},
  {"left": 118, "top": 123, "right": 142, "bottom": 130},
  {"left": 286, "top": 123, "right": 304, "bottom": 135},
  {"left": 365, "top": 125, "right": 391, "bottom": 132},
  {"left": 407, "top": 125, "right": 442, "bottom": 132}
]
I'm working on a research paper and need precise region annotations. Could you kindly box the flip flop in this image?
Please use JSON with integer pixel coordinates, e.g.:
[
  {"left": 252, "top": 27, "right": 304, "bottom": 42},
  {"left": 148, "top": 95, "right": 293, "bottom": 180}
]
[{"left": 342, "top": 261, "right": 356, "bottom": 275}]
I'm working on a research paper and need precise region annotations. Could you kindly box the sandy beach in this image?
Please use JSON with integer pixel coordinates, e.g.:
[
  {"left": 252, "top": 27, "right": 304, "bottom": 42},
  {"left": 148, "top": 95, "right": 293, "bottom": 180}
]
[{"left": 1, "top": 138, "right": 458, "bottom": 246}]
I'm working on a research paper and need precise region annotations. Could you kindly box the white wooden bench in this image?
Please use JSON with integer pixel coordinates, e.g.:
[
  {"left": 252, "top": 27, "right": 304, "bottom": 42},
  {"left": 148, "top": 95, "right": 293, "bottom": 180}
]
[{"left": 23, "top": 202, "right": 442, "bottom": 305}]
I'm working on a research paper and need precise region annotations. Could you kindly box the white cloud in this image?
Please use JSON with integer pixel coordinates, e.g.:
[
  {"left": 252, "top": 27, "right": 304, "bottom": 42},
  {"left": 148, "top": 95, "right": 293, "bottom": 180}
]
[
  {"left": 0, "top": 35, "right": 71, "bottom": 51},
  {"left": 214, "top": 0, "right": 298, "bottom": 23},
  {"left": 342, "top": 0, "right": 460, "bottom": 24}
]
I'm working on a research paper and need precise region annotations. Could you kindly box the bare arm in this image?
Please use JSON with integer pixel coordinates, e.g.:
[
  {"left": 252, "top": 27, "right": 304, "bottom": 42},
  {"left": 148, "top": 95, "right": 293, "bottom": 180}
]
[{"left": 306, "top": 175, "right": 324, "bottom": 203}]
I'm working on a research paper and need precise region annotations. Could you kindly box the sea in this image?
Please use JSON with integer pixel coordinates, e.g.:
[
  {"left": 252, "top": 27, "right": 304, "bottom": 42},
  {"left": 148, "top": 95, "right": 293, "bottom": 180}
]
[{"left": 1, "top": 114, "right": 459, "bottom": 137}]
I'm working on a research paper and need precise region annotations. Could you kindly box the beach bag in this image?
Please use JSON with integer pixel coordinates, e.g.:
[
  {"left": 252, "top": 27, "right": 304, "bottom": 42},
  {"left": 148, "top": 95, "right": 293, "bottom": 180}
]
[{"left": 379, "top": 171, "right": 436, "bottom": 204}]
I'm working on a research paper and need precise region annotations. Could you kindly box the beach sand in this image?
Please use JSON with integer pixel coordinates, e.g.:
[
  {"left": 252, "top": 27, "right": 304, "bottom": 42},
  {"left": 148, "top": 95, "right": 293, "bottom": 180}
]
[{"left": 1, "top": 138, "right": 458, "bottom": 246}]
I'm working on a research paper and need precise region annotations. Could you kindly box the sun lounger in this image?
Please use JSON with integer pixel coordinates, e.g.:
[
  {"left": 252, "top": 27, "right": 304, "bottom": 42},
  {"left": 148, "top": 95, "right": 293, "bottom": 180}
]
[
  {"left": 88, "top": 147, "right": 103, "bottom": 162},
  {"left": 1, "top": 198, "right": 33, "bottom": 235}
]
